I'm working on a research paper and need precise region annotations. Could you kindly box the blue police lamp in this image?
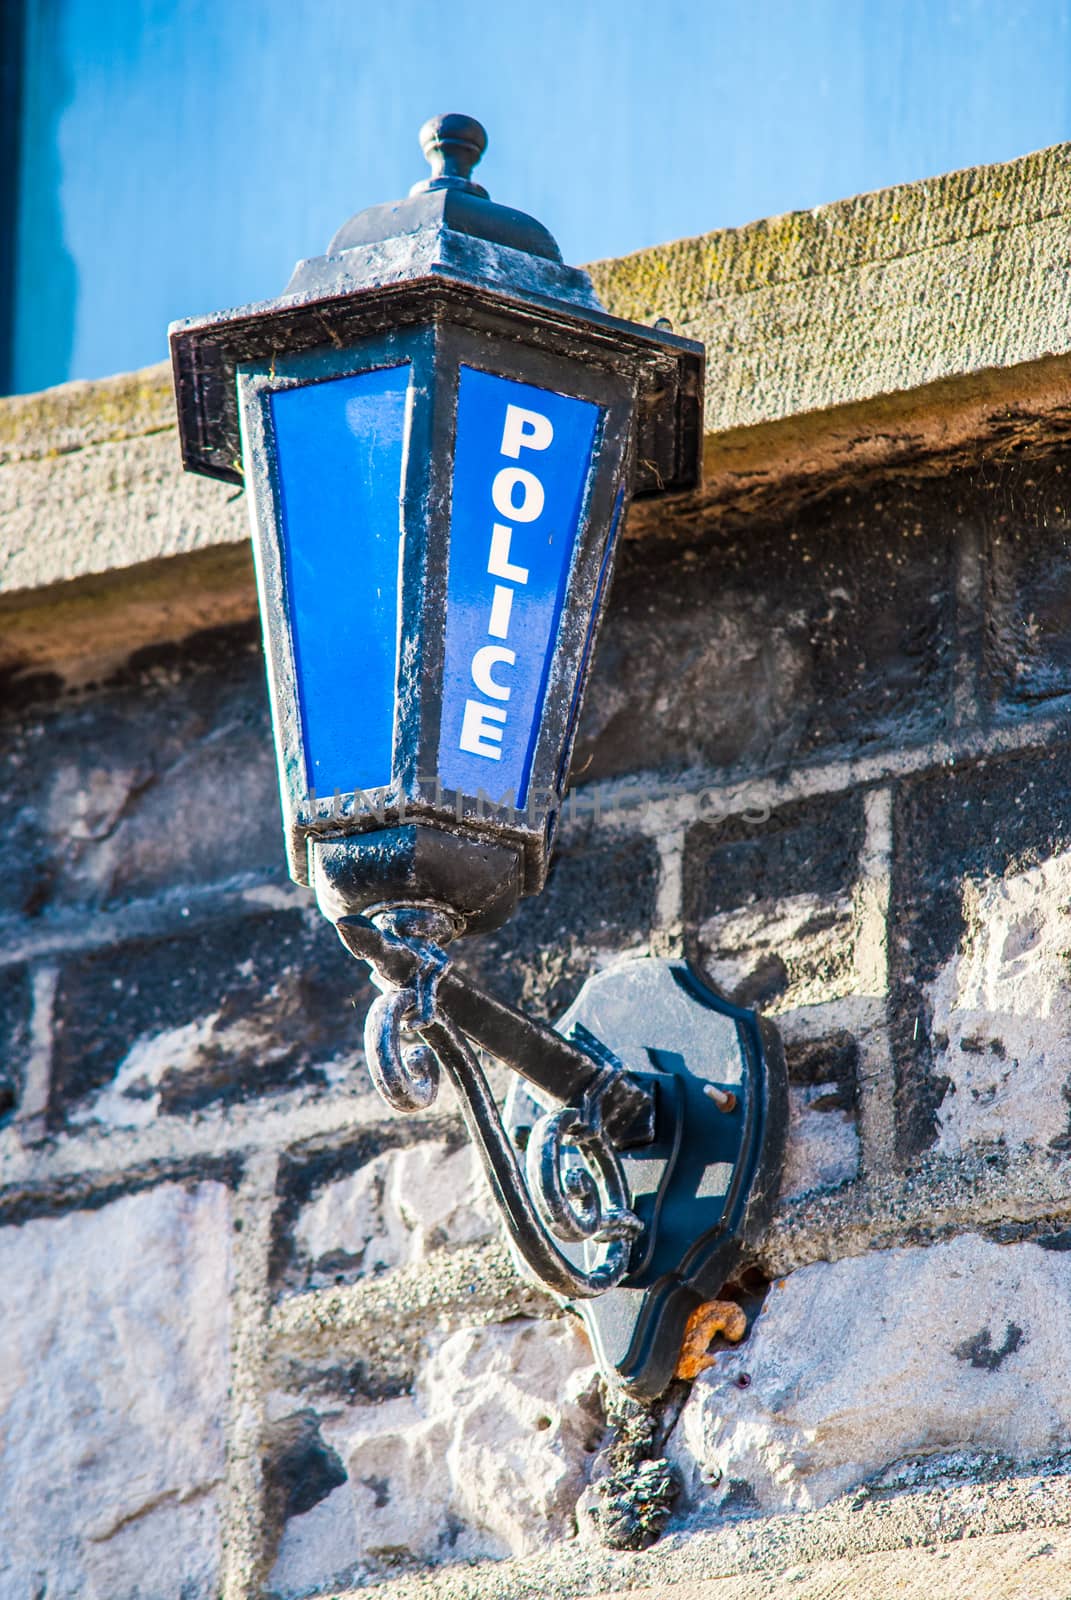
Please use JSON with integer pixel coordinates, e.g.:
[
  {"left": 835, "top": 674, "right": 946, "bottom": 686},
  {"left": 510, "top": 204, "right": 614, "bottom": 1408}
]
[{"left": 171, "top": 116, "right": 786, "bottom": 1400}]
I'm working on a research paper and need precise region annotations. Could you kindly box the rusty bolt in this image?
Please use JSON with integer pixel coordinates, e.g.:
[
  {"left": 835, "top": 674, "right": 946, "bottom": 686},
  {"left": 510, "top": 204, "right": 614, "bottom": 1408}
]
[{"left": 703, "top": 1083, "right": 737, "bottom": 1113}]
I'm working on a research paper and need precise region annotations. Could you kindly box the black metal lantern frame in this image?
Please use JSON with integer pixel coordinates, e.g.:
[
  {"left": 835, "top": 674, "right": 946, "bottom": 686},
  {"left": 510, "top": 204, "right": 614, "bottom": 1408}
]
[
  {"left": 179, "top": 276, "right": 700, "bottom": 925},
  {"left": 171, "top": 117, "right": 785, "bottom": 1400}
]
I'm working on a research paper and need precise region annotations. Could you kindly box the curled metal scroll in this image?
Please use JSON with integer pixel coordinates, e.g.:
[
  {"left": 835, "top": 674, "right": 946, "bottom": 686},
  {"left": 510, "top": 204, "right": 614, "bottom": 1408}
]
[
  {"left": 358, "top": 910, "right": 642, "bottom": 1299},
  {"left": 526, "top": 1097, "right": 644, "bottom": 1248},
  {"left": 363, "top": 930, "right": 447, "bottom": 1112}
]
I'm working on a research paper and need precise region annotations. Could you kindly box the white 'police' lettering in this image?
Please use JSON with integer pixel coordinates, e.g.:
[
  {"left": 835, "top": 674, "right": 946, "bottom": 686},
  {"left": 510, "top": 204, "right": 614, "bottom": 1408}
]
[
  {"left": 459, "top": 699, "right": 507, "bottom": 759},
  {"left": 471, "top": 645, "right": 515, "bottom": 701},
  {"left": 491, "top": 466, "right": 544, "bottom": 523},
  {"left": 488, "top": 584, "right": 513, "bottom": 639},
  {"left": 457, "top": 400, "right": 555, "bottom": 763},
  {"left": 487, "top": 524, "right": 528, "bottom": 584},
  {"left": 501, "top": 404, "right": 554, "bottom": 459}
]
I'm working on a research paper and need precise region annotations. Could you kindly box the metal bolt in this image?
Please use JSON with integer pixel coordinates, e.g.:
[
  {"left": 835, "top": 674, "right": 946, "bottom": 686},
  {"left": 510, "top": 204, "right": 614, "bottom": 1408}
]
[{"left": 704, "top": 1083, "right": 737, "bottom": 1113}]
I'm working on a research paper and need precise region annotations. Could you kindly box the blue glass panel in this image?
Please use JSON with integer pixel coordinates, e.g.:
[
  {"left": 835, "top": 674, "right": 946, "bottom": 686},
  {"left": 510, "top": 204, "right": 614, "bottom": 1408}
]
[
  {"left": 438, "top": 366, "right": 600, "bottom": 807},
  {"left": 270, "top": 364, "right": 409, "bottom": 797}
]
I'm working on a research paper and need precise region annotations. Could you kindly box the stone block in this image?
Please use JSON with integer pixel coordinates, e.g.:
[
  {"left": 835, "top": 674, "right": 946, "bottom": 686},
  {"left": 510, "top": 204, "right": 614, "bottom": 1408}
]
[
  {"left": 686, "top": 792, "right": 865, "bottom": 1008},
  {"left": 780, "top": 1032, "right": 860, "bottom": 1199},
  {"left": 51, "top": 907, "right": 372, "bottom": 1126},
  {"left": 266, "top": 1318, "right": 601, "bottom": 1595},
  {"left": 0, "top": 1180, "right": 231, "bottom": 1599},
  {"left": 0, "top": 620, "right": 281, "bottom": 924},
  {"left": 0, "top": 965, "right": 30, "bottom": 1125},
  {"left": 891, "top": 744, "right": 1071, "bottom": 1158},
  {"left": 454, "top": 823, "right": 660, "bottom": 1019},
  {"left": 284, "top": 1136, "right": 497, "bottom": 1291},
  {"left": 574, "top": 484, "right": 954, "bottom": 785},
  {"left": 924, "top": 848, "right": 1071, "bottom": 1156},
  {"left": 685, "top": 794, "right": 867, "bottom": 1196},
  {"left": 669, "top": 1234, "right": 1071, "bottom": 1517},
  {"left": 985, "top": 458, "right": 1071, "bottom": 710}
]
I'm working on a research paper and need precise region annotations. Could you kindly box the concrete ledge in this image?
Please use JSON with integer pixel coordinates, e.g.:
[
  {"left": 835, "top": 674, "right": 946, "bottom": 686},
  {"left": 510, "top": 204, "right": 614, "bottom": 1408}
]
[
  {"left": 0, "top": 543, "right": 256, "bottom": 688},
  {"left": 0, "top": 363, "right": 246, "bottom": 597},
  {"left": 4, "top": 143, "right": 1071, "bottom": 613},
  {"left": 588, "top": 142, "right": 1071, "bottom": 436},
  {"left": 0, "top": 364, "right": 174, "bottom": 463},
  {"left": 670, "top": 351, "right": 1071, "bottom": 535}
]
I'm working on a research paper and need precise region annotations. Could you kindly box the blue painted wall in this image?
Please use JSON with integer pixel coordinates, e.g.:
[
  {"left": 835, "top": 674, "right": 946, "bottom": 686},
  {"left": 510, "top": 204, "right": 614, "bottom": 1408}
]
[{"left": 11, "top": 0, "right": 1071, "bottom": 393}]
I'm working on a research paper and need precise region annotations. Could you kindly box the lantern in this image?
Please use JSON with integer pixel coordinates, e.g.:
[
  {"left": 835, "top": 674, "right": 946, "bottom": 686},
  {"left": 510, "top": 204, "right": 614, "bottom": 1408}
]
[{"left": 171, "top": 116, "right": 785, "bottom": 1400}]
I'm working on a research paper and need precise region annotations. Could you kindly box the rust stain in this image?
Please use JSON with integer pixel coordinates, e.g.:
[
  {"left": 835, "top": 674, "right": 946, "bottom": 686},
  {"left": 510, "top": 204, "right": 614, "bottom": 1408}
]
[{"left": 675, "top": 1299, "right": 748, "bottom": 1381}]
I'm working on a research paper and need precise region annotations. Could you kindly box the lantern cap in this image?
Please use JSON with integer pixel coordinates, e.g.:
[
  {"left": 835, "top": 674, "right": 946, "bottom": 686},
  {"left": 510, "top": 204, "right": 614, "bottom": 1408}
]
[{"left": 292, "top": 112, "right": 567, "bottom": 286}]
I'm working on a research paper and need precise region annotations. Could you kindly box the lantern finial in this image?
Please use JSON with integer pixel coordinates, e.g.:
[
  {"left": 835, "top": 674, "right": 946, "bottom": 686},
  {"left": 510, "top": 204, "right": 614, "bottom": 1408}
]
[{"left": 412, "top": 113, "right": 489, "bottom": 197}]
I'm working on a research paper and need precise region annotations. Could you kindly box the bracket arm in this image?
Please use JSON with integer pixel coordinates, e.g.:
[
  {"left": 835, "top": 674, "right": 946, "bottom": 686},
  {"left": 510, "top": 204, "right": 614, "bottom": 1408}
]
[{"left": 336, "top": 913, "right": 655, "bottom": 1145}]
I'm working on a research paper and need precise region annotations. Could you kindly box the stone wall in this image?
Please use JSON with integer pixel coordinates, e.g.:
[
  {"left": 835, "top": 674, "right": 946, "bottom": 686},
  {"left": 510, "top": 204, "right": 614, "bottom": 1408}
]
[
  {"left": 4, "top": 436, "right": 1071, "bottom": 1598},
  {"left": 6, "top": 146, "right": 1071, "bottom": 1600}
]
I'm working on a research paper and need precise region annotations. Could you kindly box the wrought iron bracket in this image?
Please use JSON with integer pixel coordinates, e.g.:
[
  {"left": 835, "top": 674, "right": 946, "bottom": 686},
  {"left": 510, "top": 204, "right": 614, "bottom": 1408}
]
[{"left": 332, "top": 904, "right": 788, "bottom": 1399}]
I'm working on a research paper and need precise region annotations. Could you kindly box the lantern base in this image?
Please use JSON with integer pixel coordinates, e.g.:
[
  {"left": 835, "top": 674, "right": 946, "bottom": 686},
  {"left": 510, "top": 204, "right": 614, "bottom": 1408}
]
[{"left": 309, "top": 825, "right": 522, "bottom": 934}]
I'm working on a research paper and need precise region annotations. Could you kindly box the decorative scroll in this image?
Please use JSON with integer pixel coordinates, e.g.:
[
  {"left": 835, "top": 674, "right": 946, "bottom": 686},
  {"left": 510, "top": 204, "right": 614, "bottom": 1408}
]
[
  {"left": 363, "top": 933, "right": 447, "bottom": 1112},
  {"left": 526, "top": 1099, "right": 644, "bottom": 1248},
  {"left": 353, "top": 908, "right": 643, "bottom": 1299}
]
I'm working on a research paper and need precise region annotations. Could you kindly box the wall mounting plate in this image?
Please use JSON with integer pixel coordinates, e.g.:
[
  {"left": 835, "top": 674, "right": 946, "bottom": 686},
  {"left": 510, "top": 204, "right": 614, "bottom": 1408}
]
[{"left": 504, "top": 958, "right": 788, "bottom": 1400}]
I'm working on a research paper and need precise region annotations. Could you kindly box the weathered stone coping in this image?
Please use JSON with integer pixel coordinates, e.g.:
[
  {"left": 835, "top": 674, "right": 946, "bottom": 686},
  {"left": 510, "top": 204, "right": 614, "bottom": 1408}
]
[
  {"left": 4, "top": 141, "right": 1071, "bottom": 667},
  {"left": 589, "top": 143, "right": 1071, "bottom": 437}
]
